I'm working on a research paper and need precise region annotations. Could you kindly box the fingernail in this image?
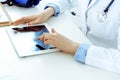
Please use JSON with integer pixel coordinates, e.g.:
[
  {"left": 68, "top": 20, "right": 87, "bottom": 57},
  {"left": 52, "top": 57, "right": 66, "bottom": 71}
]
[
  {"left": 37, "top": 37, "right": 41, "bottom": 40},
  {"left": 9, "top": 22, "right": 13, "bottom": 25}
]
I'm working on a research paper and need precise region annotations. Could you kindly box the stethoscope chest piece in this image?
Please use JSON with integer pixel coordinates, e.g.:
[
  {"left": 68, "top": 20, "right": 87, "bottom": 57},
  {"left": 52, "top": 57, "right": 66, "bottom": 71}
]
[
  {"left": 97, "top": 12, "right": 107, "bottom": 22},
  {"left": 97, "top": 0, "right": 114, "bottom": 23}
]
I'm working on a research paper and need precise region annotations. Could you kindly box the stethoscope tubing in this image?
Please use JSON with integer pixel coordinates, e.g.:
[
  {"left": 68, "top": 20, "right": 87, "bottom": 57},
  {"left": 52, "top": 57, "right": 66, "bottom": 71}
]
[{"left": 104, "top": 0, "right": 114, "bottom": 13}]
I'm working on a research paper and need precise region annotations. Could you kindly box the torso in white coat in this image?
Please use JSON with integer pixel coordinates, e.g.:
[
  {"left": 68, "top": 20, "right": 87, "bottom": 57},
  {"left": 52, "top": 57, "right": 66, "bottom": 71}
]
[
  {"left": 53, "top": 0, "right": 120, "bottom": 48},
  {"left": 86, "top": 0, "right": 120, "bottom": 48},
  {"left": 50, "top": 0, "right": 120, "bottom": 73}
]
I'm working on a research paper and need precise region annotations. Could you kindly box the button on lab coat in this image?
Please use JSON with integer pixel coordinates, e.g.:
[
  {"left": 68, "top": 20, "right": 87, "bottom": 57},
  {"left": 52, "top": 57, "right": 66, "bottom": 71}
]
[{"left": 48, "top": 0, "right": 120, "bottom": 73}]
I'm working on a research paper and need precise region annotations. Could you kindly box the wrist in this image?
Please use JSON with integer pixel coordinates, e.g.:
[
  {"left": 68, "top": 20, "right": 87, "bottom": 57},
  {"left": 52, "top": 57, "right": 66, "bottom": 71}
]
[
  {"left": 71, "top": 42, "right": 80, "bottom": 55},
  {"left": 44, "top": 3, "right": 60, "bottom": 16},
  {"left": 43, "top": 7, "right": 54, "bottom": 18},
  {"left": 35, "top": 7, "right": 54, "bottom": 22}
]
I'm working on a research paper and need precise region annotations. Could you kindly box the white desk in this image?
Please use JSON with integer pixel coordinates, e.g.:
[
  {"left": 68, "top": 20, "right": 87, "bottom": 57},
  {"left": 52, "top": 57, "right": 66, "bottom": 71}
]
[{"left": 0, "top": 2, "right": 120, "bottom": 80}]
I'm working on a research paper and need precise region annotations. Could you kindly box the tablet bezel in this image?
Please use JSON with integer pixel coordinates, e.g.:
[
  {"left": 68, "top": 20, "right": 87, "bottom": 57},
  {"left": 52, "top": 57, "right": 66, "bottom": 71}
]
[{"left": 6, "top": 23, "right": 59, "bottom": 58}]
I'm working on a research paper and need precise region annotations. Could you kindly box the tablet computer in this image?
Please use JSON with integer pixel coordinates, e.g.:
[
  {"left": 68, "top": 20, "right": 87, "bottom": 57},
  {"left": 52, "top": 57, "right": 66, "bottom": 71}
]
[{"left": 6, "top": 23, "right": 59, "bottom": 58}]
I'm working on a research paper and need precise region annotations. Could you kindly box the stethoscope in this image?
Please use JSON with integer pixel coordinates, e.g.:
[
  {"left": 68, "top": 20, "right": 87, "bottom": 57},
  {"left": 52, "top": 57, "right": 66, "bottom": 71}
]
[
  {"left": 71, "top": 0, "right": 115, "bottom": 23},
  {"left": 97, "top": 0, "right": 114, "bottom": 22}
]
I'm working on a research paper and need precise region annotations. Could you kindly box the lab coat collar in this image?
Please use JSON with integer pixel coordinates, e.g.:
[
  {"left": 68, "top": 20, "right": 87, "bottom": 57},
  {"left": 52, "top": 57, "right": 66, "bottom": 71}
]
[
  {"left": 87, "top": 0, "right": 97, "bottom": 10},
  {"left": 81, "top": 0, "right": 97, "bottom": 35}
]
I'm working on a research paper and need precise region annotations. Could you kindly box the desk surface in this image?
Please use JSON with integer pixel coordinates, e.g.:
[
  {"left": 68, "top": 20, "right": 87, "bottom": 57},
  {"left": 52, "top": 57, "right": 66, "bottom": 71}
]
[{"left": 0, "top": 2, "right": 120, "bottom": 80}]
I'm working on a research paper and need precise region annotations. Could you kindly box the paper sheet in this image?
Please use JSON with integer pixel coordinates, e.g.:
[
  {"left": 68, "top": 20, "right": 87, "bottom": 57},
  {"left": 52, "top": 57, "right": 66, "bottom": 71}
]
[{"left": 0, "top": 3, "right": 10, "bottom": 26}]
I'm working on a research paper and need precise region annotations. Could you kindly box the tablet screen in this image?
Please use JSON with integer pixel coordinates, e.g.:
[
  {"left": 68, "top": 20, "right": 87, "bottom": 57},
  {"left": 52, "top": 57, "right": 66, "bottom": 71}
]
[
  {"left": 6, "top": 24, "right": 59, "bottom": 57},
  {"left": 12, "top": 25, "right": 51, "bottom": 51},
  {"left": 7, "top": 24, "right": 53, "bottom": 53}
]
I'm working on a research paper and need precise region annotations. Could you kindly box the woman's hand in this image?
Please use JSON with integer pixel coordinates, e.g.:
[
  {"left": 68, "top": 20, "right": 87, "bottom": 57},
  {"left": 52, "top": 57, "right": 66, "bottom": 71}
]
[
  {"left": 10, "top": 7, "right": 54, "bottom": 26},
  {"left": 37, "top": 28, "right": 80, "bottom": 55}
]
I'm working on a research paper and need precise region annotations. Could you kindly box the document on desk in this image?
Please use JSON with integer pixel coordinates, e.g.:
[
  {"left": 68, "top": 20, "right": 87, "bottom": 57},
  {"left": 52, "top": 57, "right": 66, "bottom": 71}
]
[
  {"left": 0, "top": 3, "right": 11, "bottom": 27},
  {"left": 6, "top": 24, "right": 59, "bottom": 58}
]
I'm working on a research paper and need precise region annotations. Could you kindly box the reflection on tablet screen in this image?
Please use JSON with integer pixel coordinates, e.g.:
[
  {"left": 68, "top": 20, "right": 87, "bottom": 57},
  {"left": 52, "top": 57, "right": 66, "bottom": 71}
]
[{"left": 12, "top": 25, "right": 52, "bottom": 51}]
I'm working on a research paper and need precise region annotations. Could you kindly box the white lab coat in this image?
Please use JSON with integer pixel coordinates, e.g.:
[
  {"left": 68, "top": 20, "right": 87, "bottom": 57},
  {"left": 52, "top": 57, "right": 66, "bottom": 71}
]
[{"left": 47, "top": 0, "right": 120, "bottom": 73}]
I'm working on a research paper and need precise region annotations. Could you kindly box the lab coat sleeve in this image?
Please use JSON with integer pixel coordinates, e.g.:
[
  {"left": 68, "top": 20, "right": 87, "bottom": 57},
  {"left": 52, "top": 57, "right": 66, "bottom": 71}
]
[
  {"left": 43, "top": 0, "right": 72, "bottom": 15},
  {"left": 85, "top": 28, "right": 120, "bottom": 73},
  {"left": 74, "top": 43, "right": 90, "bottom": 63},
  {"left": 43, "top": 0, "right": 83, "bottom": 15}
]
